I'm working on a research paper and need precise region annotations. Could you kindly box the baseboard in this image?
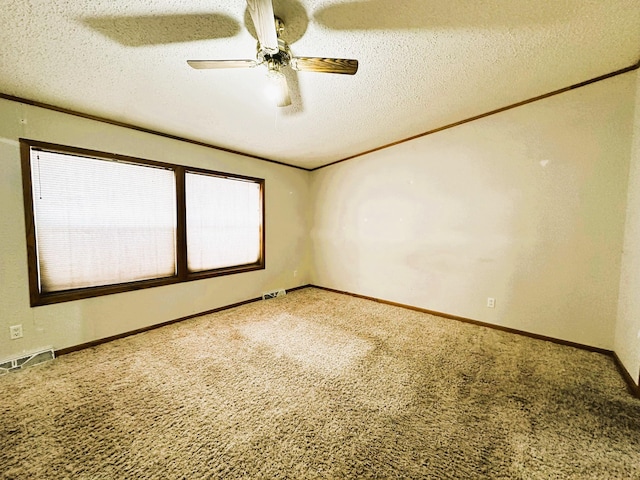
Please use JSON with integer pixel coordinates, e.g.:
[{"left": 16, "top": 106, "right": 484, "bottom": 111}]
[
  {"left": 55, "top": 284, "right": 312, "bottom": 357},
  {"left": 311, "top": 285, "right": 610, "bottom": 353},
  {"left": 52, "top": 282, "right": 640, "bottom": 399},
  {"left": 310, "top": 285, "right": 640, "bottom": 399},
  {"left": 612, "top": 352, "right": 640, "bottom": 398}
]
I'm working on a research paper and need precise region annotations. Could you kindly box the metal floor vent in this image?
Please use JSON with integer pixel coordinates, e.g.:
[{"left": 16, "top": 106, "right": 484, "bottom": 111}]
[
  {"left": 262, "top": 289, "right": 286, "bottom": 300},
  {"left": 0, "top": 348, "right": 55, "bottom": 375}
]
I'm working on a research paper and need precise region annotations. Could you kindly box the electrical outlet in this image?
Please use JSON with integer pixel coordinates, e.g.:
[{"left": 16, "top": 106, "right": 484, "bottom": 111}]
[
  {"left": 293, "top": 270, "right": 298, "bottom": 278},
  {"left": 487, "top": 298, "right": 496, "bottom": 308},
  {"left": 9, "top": 325, "right": 23, "bottom": 339}
]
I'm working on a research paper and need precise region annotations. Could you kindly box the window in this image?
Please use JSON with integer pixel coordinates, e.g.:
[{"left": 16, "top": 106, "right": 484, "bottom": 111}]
[
  {"left": 30, "top": 150, "right": 177, "bottom": 292},
  {"left": 186, "top": 172, "right": 262, "bottom": 272},
  {"left": 21, "top": 139, "right": 264, "bottom": 306}
]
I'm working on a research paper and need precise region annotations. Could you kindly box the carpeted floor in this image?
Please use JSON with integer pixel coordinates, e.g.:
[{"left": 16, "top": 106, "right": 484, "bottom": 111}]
[{"left": 1, "top": 287, "right": 639, "bottom": 479}]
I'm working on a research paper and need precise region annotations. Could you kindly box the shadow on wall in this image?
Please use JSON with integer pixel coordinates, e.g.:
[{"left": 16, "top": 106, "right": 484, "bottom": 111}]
[
  {"left": 82, "top": 14, "right": 240, "bottom": 47},
  {"left": 314, "top": 0, "right": 592, "bottom": 30}
]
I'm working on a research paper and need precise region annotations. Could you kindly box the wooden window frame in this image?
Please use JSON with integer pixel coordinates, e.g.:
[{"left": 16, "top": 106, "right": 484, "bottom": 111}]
[{"left": 20, "top": 139, "right": 265, "bottom": 307}]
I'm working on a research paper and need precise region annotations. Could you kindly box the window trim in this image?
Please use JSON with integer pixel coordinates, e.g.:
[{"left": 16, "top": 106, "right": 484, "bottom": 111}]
[{"left": 20, "top": 139, "right": 265, "bottom": 307}]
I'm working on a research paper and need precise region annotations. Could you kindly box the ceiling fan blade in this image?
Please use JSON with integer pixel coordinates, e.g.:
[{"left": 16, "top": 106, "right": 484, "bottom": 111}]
[
  {"left": 187, "top": 60, "right": 257, "bottom": 70},
  {"left": 282, "top": 68, "right": 303, "bottom": 115},
  {"left": 278, "top": 75, "right": 291, "bottom": 107},
  {"left": 291, "top": 57, "right": 359, "bottom": 75},
  {"left": 246, "top": 0, "right": 279, "bottom": 54}
]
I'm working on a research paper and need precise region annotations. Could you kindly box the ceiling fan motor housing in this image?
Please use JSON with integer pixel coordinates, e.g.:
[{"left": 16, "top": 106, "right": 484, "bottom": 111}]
[{"left": 257, "top": 20, "right": 291, "bottom": 70}]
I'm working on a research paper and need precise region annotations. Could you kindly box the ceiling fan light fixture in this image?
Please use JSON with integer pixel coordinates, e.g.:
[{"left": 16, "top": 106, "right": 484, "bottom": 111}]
[{"left": 265, "top": 66, "right": 290, "bottom": 107}]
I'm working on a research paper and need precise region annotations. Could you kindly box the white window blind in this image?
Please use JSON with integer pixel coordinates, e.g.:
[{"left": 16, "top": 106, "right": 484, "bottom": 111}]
[
  {"left": 31, "top": 149, "right": 177, "bottom": 292},
  {"left": 186, "top": 172, "right": 262, "bottom": 272}
]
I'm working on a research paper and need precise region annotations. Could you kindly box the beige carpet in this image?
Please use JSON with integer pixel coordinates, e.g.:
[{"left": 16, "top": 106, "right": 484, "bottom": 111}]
[{"left": 1, "top": 287, "right": 639, "bottom": 479}]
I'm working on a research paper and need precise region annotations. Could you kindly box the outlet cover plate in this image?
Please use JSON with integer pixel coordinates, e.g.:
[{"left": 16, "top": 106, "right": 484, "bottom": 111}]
[{"left": 9, "top": 325, "right": 23, "bottom": 339}]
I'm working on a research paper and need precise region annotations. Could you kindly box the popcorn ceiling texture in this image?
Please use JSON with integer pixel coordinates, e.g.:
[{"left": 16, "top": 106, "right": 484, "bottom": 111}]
[
  {"left": 1, "top": 288, "right": 639, "bottom": 478},
  {"left": 0, "top": 1, "right": 639, "bottom": 168}
]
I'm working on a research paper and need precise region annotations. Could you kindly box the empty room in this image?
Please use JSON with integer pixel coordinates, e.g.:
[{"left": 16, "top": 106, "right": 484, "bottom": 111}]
[{"left": 1, "top": 1, "right": 640, "bottom": 478}]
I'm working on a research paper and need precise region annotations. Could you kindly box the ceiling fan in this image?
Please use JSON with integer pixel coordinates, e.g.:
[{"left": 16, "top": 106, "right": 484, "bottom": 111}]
[{"left": 187, "top": 0, "right": 359, "bottom": 107}]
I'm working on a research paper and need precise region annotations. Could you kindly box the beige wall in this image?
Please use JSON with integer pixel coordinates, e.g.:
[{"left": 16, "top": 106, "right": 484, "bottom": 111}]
[
  {"left": 0, "top": 99, "right": 311, "bottom": 360},
  {"left": 310, "top": 73, "right": 635, "bottom": 350},
  {"left": 2, "top": 69, "right": 638, "bottom": 367},
  {"left": 615, "top": 69, "right": 640, "bottom": 385}
]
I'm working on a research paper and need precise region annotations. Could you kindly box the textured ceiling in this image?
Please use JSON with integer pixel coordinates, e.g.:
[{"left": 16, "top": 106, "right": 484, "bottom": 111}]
[{"left": 1, "top": 1, "right": 639, "bottom": 169}]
